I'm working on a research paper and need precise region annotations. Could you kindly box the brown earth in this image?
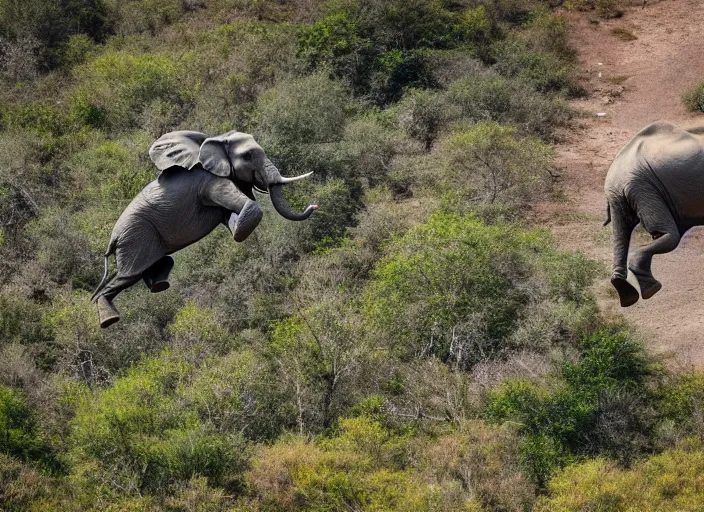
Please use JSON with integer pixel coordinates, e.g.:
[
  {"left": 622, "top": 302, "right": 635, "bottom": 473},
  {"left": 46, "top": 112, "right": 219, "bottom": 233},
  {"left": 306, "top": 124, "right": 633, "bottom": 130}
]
[{"left": 537, "top": 0, "right": 704, "bottom": 366}]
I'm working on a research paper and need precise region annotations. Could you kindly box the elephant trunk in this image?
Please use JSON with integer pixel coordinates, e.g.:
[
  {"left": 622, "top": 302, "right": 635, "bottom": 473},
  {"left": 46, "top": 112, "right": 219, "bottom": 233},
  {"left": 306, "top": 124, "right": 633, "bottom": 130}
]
[
  {"left": 263, "top": 158, "right": 318, "bottom": 221},
  {"left": 270, "top": 184, "right": 318, "bottom": 221}
]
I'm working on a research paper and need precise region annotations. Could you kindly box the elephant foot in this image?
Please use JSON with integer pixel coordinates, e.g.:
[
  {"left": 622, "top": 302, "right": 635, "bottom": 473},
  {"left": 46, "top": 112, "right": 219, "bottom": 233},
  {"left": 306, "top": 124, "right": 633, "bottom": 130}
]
[
  {"left": 611, "top": 275, "right": 639, "bottom": 307},
  {"left": 232, "top": 201, "right": 262, "bottom": 243},
  {"left": 97, "top": 296, "right": 120, "bottom": 328},
  {"left": 628, "top": 266, "right": 662, "bottom": 300},
  {"left": 150, "top": 280, "right": 170, "bottom": 293}
]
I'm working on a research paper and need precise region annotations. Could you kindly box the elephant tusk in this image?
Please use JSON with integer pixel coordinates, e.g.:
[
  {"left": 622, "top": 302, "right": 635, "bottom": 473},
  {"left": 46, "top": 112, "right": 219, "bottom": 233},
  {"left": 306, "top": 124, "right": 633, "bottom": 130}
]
[{"left": 278, "top": 171, "right": 313, "bottom": 184}]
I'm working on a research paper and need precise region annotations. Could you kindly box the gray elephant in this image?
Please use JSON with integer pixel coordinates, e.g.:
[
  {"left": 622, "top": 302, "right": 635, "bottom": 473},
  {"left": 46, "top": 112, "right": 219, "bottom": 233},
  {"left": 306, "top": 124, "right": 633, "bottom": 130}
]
[
  {"left": 605, "top": 121, "right": 704, "bottom": 307},
  {"left": 91, "top": 130, "right": 318, "bottom": 328}
]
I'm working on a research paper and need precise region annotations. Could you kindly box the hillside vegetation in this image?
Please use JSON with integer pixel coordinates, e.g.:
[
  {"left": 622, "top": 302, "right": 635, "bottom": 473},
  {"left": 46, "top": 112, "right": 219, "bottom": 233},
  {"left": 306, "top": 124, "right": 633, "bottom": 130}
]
[{"left": 2, "top": 0, "right": 704, "bottom": 510}]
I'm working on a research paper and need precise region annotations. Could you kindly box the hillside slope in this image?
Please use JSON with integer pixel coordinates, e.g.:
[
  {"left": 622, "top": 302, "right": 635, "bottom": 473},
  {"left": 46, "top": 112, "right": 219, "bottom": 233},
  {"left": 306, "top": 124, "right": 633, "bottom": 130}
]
[{"left": 541, "top": 0, "right": 704, "bottom": 365}]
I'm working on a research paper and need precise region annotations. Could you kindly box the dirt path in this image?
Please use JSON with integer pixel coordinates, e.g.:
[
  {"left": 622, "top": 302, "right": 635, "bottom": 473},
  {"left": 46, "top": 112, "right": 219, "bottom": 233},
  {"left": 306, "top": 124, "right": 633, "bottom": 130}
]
[{"left": 540, "top": 0, "right": 704, "bottom": 365}]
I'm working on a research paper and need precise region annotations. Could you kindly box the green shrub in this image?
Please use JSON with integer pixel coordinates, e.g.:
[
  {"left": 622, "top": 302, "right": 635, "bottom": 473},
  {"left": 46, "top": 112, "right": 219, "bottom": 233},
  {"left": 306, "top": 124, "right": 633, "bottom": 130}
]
[
  {"left": 255, "top": 72, "right": 351, "bottom": 145},
  {"left": 485, "top": 330, "right": 656, "bottom": 486},
  {"left": 27, "top": 209, "right": 95, "bottom": 289},
  {"left": 181, "top": 350, "right": 292, "bottom": 441},
  {"left": 683, "top": 82, "right": 704, "bottom": 113},
  {"left": 0, "top": 0, "right": 111, "bottom": 69},
  {"left": 493, "top": 38, "right": 577, "bottom": 94},
  {"left": 339, "top": 116, "right": 407, "bottom": 187},
  {"left": 396, "top": 88, "right": 449, "bottom": 150},
  {"left": 298, "top": 1, "right": 497, "bottom": 104},
  {"left": 3, "top": 102, "right": 68, "bottom": 136},
  {"left": 416, "top": 420, "right": 535, "bottom": 512},
  {"left": 364, "top": 213, "right": 595, "bottom": 366},
  {"left": 109, "top": 0, "right": 185, "bottom": 36},
  {"left": 536, "top": 446, "right": 704, "bottom": 511},
  {"left": 0, "top": 453, "right": 54, "bottom": 512},
  {"left": 439, "top": 122, "right": 553, "bottom": 205},
  {"left": 244, "top": 418, "right": 475, "bottom": 511},
  {"left": 70, "top": 352, "right": 248, "bottom": 494},
  {"left": 268, "top": 303, "right": 367, "bottom": 430},
  {"left": 69, "top": 133, "right": 154, "bottom": 202},
  {"left": 0, "top": 290, "right": 46, "bottom": 345},
  {"left": 0, "top": 386, "right": 58, "bottom": 470},
  {"left": 70, "top": 51, "right": 189, "bottom": 131}
]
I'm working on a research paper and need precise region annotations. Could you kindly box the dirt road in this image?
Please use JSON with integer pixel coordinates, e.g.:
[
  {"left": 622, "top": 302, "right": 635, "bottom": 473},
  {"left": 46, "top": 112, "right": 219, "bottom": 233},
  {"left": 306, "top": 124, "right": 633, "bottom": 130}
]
[{"left": 541, "top": 0, "right": 704, "bottom": 365}]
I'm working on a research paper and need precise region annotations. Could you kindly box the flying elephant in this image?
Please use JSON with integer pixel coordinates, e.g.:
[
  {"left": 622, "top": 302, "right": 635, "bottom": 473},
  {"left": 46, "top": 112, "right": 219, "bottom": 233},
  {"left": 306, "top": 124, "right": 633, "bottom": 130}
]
[
  {"left": 605, "top": 121, "right": 704, "bottom": 307},
  {"left": 91, "top": 130, "right": 318, "bottom": 328}
]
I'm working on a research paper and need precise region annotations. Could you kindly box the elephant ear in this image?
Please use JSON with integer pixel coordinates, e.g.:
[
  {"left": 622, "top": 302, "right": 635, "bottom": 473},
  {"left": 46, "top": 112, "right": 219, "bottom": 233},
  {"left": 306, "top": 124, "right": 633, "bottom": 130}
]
[
  {"left": 198, "top": 133, "right": 235, "bottom": 177},
  {"left": 149, "top": 131, "right": 208, "bottom": 171}
]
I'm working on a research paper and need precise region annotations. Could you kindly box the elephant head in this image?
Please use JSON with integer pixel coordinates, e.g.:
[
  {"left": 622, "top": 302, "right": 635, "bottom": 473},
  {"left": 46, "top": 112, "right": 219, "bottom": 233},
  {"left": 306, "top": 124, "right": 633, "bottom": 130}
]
[{"left": 149, "top": 130, "right": 318, "bottom": 220}]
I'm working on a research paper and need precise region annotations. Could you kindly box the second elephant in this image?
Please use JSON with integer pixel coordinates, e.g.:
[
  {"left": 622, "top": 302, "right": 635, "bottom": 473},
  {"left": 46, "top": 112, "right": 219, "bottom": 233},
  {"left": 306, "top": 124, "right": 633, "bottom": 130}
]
[
  {"left": 92, "top": 130, "right": 318, "bottom": 328},
  {"left": 605, "top": 121, "right": 704, "bottom": 307}
]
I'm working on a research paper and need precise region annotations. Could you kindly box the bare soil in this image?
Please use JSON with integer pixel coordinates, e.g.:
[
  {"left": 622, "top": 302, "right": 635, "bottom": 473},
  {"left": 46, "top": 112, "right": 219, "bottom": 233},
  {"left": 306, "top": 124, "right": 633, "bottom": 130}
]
[{"left": 536, "top": 0, "right": 704, "bottom": 366}]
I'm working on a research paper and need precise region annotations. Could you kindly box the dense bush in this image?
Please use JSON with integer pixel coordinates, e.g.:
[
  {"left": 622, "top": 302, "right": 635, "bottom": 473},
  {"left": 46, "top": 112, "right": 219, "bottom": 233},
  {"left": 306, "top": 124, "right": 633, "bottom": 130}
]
[
  {"left": 298, "top": 1, "right": 495, "bottom": 103},
  {"left": 364, "top": 213, "right": 598, "bottom": 366},
  {"left": 243, "top": 417, "right": 476, "bottom": 511},
  {"left": 69, "top": 352, "right": 249, "bottom": 495},
  {"left": 486, "top": 330, "right": 656, "bottom": 486},
  {"left": 0, "top": 0, "right": 111, "bottom": 70},
  {"left": 71, "top": 51, "right": 191, "bottom": 131},
  {"left": 535, "top": 444, "right": 704, "bottom": 511},
  {"left": 439, "top": 121, "right": 553, "bottom": 205},
  {"left": 0, "top": 386, "right": 59, "bottom": 470}
]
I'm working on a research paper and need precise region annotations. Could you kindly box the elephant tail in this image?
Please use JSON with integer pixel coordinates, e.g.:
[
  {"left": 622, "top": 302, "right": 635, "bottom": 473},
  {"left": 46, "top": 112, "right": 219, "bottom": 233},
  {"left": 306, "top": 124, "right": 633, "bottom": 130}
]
[
  {"left": 91, "top": 238, "right": 117, "bottom": 302},
  {"left": 603, "top": 201, "right": 611, "bottom": 227}
]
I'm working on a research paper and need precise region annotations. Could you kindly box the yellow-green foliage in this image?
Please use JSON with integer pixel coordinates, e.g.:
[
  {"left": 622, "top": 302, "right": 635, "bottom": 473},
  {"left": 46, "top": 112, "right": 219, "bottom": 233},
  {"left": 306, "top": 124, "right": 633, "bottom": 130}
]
[
  {"left": 440, "top": 122, "right": 553, "bottom": 204},
  {"left": 168, "top": 301, "right": 231, "bottom": 352},
  {"left": 536, "top": 445, "right": 704, "bottom": 511},
  {"left": 70, "top": 51, "right": 191, "bottom": 130},
  {"left": 244, "top": 417, "right": 478, "bottom": 511},
  {"left": 69, "top": 133, "right": 154, "bottom": 201},
  {"left": 70, "top": 353, "right": 248, "bottom": 494}
]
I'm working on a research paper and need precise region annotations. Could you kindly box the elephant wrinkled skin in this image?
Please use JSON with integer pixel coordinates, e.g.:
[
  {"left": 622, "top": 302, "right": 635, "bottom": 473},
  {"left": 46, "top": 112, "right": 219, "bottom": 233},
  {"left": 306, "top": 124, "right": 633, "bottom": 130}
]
[
  {"left": 92, "top": 130, "right": 318, "bottom": 328},
  {"left": 605, "top": 121, "right": 704, "bottom": 307}
]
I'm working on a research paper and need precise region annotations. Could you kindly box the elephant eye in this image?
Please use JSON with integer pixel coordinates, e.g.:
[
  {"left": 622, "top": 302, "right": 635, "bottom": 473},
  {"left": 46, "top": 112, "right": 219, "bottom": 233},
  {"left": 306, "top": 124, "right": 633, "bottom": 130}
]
[{"left": 242, "top": 151, "right": 253, "bottom": 162}]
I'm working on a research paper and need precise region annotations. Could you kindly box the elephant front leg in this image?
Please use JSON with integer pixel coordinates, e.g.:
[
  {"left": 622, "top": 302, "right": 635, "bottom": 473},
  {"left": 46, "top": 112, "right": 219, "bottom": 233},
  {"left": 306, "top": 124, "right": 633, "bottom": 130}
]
[{"left": 228, "top": 199, "right": 262, "bottom": 242}]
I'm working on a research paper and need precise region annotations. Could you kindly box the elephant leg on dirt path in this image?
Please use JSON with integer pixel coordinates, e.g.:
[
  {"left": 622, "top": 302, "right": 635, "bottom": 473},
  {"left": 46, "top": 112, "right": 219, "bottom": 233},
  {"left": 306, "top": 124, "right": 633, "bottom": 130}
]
[
  {"left": 610, "top": 200, "right": 639, "bottom": 307},
  {"left": 629, "top": 191, "right": 681, "bottom": 300},
  {"left": 143, "top": 256, "right": 174, "bottom": 293}
]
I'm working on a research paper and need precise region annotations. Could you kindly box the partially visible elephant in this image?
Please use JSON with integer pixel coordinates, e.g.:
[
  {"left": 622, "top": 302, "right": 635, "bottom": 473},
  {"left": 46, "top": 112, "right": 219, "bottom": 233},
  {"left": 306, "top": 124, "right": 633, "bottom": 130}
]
[
  {"left": 605, "top": 121, "right": 704, "bottom": 307},
  {"left": 91, "top": 130, "right": 318, "bottom": 328}
]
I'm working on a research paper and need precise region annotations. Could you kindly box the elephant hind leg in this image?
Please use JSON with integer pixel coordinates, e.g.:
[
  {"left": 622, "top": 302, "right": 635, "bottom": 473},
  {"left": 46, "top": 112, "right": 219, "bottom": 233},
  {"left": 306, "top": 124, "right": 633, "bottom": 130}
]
[
  {"left": 143, "top": 256, "right": 174, "bottom": 293},
  {"left": 611, "top": 275, "right": 640, "bottom": 307},
  {"left": 93, "top": 272, "right": 143, "bottom": 328},
  {"left": 629, "top": 192, "right": 681, "bottom": 300},
  {"left": 97, "top": 296, "right": 120, "bottom": 328},
  {"left": 609, "top": 198, "right": 639, "bottom": 307}
]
